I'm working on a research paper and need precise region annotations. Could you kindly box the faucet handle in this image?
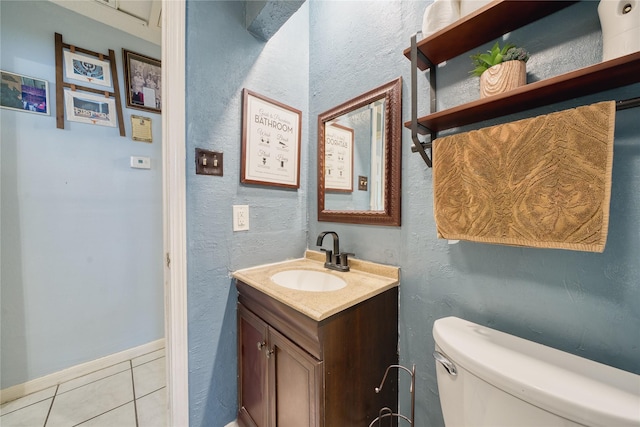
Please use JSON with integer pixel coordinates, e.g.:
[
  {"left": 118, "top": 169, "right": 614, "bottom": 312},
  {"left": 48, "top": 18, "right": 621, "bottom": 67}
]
[
  {"left": 320, "top": 248, "right": 333, "bottom": 264},
  {"left": 337, "top": 252, "right": 355, "bottom": 269}
]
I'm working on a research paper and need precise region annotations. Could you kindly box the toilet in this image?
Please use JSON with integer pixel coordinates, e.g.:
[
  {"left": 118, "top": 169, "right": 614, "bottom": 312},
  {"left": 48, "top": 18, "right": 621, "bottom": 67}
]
[{"left": 432, "top": 317, "right": 640, "bottom": 427}]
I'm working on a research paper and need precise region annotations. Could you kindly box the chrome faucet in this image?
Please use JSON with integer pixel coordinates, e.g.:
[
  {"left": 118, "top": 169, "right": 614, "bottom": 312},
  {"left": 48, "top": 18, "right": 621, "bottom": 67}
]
[{"left": 316, "top": 231, "right": 353, "bottom": 272}]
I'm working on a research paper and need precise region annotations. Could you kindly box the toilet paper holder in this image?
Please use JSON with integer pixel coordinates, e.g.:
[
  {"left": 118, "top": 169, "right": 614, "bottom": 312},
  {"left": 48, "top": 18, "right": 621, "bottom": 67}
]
[{"left": 369, "top": 364, "right": 416, "bottom": 427}]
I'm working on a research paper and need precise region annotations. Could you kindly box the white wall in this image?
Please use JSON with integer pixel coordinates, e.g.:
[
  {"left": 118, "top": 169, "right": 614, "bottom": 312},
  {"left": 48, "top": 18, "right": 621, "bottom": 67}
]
[{"left": 1, "top": 1, "right": 164, "bottom": 388}]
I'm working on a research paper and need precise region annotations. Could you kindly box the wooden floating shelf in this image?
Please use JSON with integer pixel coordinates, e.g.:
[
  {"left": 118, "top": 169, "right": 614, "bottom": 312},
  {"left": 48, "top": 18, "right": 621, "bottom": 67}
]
[
  {"left": 404, "top": 51, "right": 640, "bottom": 133},
  {"left": 403, "top": 0, "right": 578, "bottom": 70}
]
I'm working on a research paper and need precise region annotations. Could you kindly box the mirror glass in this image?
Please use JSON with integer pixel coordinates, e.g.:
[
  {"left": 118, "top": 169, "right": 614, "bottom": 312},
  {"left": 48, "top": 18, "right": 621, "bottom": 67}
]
[{"left": 318, "top": 78, "right": 402, "bottom": 226}]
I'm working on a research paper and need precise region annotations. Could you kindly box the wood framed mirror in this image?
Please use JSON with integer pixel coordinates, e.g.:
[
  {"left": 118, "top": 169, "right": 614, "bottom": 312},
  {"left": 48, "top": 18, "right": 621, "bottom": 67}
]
[{"left": 318, "top": 77, "right": 402, "bottom": 226}]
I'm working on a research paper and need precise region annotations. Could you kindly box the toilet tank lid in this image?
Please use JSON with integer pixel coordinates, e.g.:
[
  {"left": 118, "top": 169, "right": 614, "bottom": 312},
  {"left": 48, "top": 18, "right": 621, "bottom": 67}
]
[{"left": 433, "top": 317, "right": 640, "bottom": 427}]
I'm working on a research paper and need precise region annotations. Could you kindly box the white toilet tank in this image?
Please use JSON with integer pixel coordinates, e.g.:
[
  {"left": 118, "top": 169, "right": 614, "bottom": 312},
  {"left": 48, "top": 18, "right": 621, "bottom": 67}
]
[{"left": 432, "top": 317, "right": 640, "bottom": 427}]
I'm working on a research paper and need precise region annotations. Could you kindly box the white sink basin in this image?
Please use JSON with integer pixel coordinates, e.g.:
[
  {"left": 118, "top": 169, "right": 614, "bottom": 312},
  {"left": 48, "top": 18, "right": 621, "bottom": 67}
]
[{"left": 270, "top": 269, "right": 347, "bottom": 292}]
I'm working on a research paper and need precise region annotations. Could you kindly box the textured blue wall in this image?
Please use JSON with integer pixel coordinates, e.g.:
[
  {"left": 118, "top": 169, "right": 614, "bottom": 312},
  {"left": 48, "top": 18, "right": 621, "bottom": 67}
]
[
  {"left": 185, "top": 1, "right": 309, "bottom": 425},
  {"left": 1, "top": 1, "right": 163, "bottom": 389},
  {"left": 308, "top": 1, "right": 640, "bottom": 426}
]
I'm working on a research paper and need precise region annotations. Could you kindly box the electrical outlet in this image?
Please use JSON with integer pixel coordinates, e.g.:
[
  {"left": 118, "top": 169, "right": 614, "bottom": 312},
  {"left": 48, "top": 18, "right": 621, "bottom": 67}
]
[{"left": 233, "top": 205, "right": 249, "bottom": 231}]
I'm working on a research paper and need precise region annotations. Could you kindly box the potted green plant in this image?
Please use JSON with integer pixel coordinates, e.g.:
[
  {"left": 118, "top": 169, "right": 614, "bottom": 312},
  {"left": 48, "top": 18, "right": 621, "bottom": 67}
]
[{"left": 471, "top": 42, "right": 530, "bottom": 98}]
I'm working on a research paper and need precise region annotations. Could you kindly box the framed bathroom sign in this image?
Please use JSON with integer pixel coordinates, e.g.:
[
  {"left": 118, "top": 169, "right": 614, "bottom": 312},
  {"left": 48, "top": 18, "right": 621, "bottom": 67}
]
[
  {"left": 324, "top": 123, "right": 354, "bottom": 192},
  {"left": 241, "top": 89, "right": 301, "bottom": 189}
]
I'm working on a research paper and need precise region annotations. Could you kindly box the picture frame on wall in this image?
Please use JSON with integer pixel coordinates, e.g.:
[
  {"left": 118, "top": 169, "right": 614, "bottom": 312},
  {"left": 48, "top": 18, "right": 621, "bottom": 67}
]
[
  {"left": 0, "top": 70, "right": 50, "bottom": 115},
  {"left": 64, "top": 90, "right": 117, "bottom": 127},
  {"left": 63, "top": 51, "right": 112, "bottom": 88},
  {"left": 122, "top": 49, "right": 161, "bottom": 113},
  {"left": 241, "top": 89, "right": 302, "bottom": 189},
  {"left": 131, "top": 115, "right": 153, "bottom": 143},
  {"left": 324, "top": 123, "right": 354, "bottom": 192}
]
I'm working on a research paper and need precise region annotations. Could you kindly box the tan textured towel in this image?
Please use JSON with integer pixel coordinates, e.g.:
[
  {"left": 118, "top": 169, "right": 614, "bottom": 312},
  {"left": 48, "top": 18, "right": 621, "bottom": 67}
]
[{"left": 433, "top": 101, "right": 615, "bottom": 252}]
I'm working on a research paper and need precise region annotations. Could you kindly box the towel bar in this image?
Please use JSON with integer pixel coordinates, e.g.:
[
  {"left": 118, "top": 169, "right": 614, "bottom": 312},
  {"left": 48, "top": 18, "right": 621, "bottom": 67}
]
[
  {"left": 617, "top": 96, "right": 640, "bottom": 111},
  {"left": 410, "top": 95, "right": 640, "bottom": 167}
]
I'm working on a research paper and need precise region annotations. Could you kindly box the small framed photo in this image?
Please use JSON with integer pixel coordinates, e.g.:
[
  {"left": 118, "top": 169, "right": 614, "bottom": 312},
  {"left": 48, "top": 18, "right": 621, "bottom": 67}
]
[
  {"left": 123, "top": 49, "right": 161, "bottom": 113},
  {"left": 131, "top": 115, "right": 153, "bottom": 143},
  {"left": 64, "top": 90, "right": 117, "bottom": 127},
  {"left": 324, "top": 123, "right": 354, "bottom": 192},
  {"left": 0, "top": 70, "right": 50, "bottom": 115},
  {"left": 241, "top": 89, "right": 301, "bottom": 189},
  {"left": 63, "top": 51, "right": 112, "bottom": 87}
]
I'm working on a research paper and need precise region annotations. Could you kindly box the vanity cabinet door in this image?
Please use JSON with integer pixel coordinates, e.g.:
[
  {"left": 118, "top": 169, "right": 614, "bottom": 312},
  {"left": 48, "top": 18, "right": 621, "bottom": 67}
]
[
  {"left": 268, "top": 327, "right": 322, "bottom": 427},
  {"left": 238, "top": 305, "right": 269, "bottom": 427}
]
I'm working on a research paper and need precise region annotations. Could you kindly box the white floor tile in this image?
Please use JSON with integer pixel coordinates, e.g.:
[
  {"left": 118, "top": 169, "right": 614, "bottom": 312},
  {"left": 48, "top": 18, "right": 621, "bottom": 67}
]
[
  {"left": 46, "top": 370, "right": 133, "bottom": 427},
  {"left": 133, "top": 357, "right": 166, "bottom": 398},
  {"left": 2, "top": 348, "right": 167, "bottom": 427},
  {"left": 136, "top": 388, "right": 167, "bottom": 427},
  {"left": 0, "top": 398, "right": 52, "bottom": 427},
  {"left": 57, "top": 362, "right": 131, "bottom": 394},
  {"left": 132, "top": 349, "right": 165, "bottom": 367},
  {"left": 0, "top": 386, "right": 56, "bottom": 416},
  {"left": 76, "top": 402, "right": 137, "bottom": 427}
]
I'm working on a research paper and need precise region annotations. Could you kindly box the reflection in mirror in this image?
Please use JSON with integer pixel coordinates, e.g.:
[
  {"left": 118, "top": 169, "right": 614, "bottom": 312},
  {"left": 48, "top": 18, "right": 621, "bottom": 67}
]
[
  {"left": 318, "top": 78, "right": 402, "bottom": 226},
  {"left": 324, "top": 99, "right": 385, "bottom": 211}
]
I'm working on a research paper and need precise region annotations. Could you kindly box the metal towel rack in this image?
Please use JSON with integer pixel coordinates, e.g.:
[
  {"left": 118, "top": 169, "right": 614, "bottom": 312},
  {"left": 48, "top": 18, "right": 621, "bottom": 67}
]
[
  {"left": 616, "top": 97, "right": 640, "bottom": 111},
  {"left": 409, "top": 29, "right": 640, "bottom": 169},
  {"left": 369, "top": 364, "right": 416, "bottom": 427}
]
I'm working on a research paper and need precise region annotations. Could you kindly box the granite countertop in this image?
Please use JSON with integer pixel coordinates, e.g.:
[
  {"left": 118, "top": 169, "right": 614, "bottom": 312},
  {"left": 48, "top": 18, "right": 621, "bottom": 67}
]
[{"left": 232, "top": 250, "right": 400, "bottom": 321}]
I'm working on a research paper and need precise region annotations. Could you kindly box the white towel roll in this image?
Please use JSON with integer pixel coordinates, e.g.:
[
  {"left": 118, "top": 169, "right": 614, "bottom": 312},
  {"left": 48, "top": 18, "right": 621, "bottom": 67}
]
[
  {"left": 459, "top": 0, "right": 492, "bottom": 18},
  {"left": 422, "top": 0, "right": 461, "bottom": 38},
  {"left": 598, "top": 0, "right": 640, "bottom": 61}
]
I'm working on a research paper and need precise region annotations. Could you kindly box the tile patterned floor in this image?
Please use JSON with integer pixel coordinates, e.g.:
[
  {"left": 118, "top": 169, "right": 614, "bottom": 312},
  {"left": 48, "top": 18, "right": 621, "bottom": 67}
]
[{"left": 1, "top": 348, "right": 166, "bottom": 427}]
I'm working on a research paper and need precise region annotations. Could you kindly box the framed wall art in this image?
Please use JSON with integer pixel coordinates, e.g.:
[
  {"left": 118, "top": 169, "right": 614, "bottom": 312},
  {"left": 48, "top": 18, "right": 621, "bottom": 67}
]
[
  {"left": 324, "top": 123, "right": 354, "bottom": 192},
  {"left": 131, "top": 115, "right": 153, "bottom": 143},
  {"left": 63, "top": 51, "right": 112, "bottom": 87},
  {"left": 0, "top": 70, "right": 50, "bottom": 115},
  {"left": 241, "top": 89, "right": 301, "bottom": 189},
  {"left": 123, "top": 49, "right": 161, "bottom": 113},
  {"left": 55, "top": 33, "right": 125, "bottom": 136},
  {"left": 64, "top": 90, "right": 117, "bottom": 127}
]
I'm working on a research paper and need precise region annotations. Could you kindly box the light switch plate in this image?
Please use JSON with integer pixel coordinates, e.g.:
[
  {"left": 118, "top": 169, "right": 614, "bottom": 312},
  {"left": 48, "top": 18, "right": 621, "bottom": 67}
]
[
  {"left": 233, "top": 205, "right": 249, "bottom": 231},
  {"left": 195, "top": 148, "right": 223, "bottom": 176},
  {"left": 358, "top": 175, "right": 368, "bottom": 191}
]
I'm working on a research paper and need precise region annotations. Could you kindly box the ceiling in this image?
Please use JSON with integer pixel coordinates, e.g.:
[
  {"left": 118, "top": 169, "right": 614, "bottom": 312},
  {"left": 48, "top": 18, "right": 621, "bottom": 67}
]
[{"left": 49, "top": 0, "right": 162, "bottom": 45}]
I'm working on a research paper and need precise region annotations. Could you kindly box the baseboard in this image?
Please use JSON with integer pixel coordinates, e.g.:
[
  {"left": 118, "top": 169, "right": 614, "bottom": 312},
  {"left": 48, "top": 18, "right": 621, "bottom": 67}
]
[
  {"left": 0, "top": 338, "right": 165, "bottom": 404},
  {"left": 225, "top": 421, "right": 239, "bottom": 427}
]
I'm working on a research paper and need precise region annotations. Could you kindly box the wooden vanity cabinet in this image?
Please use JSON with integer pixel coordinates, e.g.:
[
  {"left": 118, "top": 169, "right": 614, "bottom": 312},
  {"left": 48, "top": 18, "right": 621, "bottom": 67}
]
[
  {"left": 238, "top": 305, "right": 269, "bottom": 427},
  {"left": 237, "top": 280, "right": 398, "bottom": 427},
  {"left": 238, "top": 304, "right": 322, "bottom": 427}
]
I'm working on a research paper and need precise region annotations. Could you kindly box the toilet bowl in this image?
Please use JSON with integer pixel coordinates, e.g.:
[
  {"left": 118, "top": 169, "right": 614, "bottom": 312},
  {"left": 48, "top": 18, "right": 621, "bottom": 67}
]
[{"left": 432, "top": 317, "right": 640, "bottom": 427}]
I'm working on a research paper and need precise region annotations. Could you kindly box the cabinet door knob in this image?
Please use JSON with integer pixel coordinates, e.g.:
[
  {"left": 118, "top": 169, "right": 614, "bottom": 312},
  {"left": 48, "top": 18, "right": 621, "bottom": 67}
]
[
  {"left": 265, "top": 348, "right": 274, "bottom": 359},
  {"left": 257, "top": 341, "right": 266, "bottom": 351}
]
